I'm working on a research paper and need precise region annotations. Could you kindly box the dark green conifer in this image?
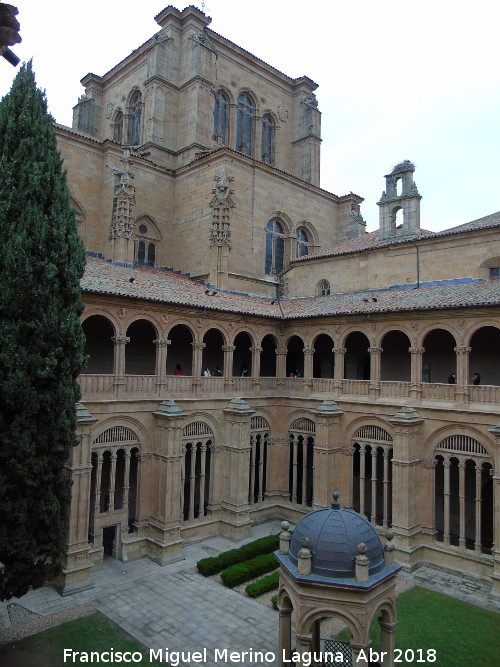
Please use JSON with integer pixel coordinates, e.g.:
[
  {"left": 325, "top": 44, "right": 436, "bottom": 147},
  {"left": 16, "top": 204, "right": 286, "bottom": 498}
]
[{"left": 0, "top": 62, "right": 86, "bottom": 600}]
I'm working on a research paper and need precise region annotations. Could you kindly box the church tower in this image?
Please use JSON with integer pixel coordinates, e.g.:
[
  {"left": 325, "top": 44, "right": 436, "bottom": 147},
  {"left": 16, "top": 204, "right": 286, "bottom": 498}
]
[{"left": 377, "top": 160, "right": 421, "bottom": 240}]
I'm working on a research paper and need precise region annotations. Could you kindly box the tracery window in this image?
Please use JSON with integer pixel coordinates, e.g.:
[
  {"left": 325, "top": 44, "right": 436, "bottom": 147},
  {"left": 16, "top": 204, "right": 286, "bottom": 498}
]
[
  {"left": 213, "top": 91, "right": 229, "bottom": 145},
  {"left": 134, "top": 221, "right": 156, "bottom": 266},
  {"left": 265, "top": 219, "right": 285, "bottom": 275},
  {"left": 296, "top": 227, "right": 310, "bottom": 257},
  {"left": 113, "top": 111, "right": 123, "bottom": 144},
  {"left": 128, "top": 91, "right": 142, "bottom": 145},
  {"left": 261, "top": 114, "right": 274, "bottom": 164},
  {"left": 237, "top": 93, "right": 253, "bottom": 155}
]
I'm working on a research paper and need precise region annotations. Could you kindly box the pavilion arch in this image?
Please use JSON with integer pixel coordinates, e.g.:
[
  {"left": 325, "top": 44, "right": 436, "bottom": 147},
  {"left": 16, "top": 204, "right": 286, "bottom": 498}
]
[
  {"left": 82, "top": 314, "right": 117, "bottom": 374},
  {"left": 125, "top": 319, "right": 158, "bottom": 375},
  {"left": 299, "top": 605, "right": 362, "bottom": 640},
  {"left": 422, "top": 327, "right": 457, "bottom": 383},
  {"left": 276, "top": 587, "right": 293, "bottom": 610},
  {"left": 372, "top": 600, "right": 398, "bottom": 627},
  {"left": 380, "top": 329, "right": 411, "bottom": 382},
  {"left": 166, "top": 322, "right": 194, "bottom": 375}
]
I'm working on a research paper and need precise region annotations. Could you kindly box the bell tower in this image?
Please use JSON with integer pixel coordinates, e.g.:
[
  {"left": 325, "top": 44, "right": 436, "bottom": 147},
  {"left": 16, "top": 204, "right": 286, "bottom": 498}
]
[{"left": 377, "top": 160, "right": 421, "bottom": 240}]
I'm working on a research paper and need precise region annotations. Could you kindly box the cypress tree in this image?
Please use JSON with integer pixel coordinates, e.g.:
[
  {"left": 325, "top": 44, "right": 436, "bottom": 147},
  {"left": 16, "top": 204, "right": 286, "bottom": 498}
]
[{"left": 0, "top": 62, "right": 86, "bottom": 600}]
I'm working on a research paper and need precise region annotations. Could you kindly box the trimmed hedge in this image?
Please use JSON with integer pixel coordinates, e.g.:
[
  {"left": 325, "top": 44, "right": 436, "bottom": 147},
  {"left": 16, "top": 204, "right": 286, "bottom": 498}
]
[
  {"left": 271, "top": 594, "right": 278, "bottom": 609},
  {"left": 245, "top": 570, "right": 280, "bottom": 597},
  {"left": 220, "top": 552, "right": 278, "bottom": 588},
  {"left": 197, "top": 534, "right": 279, "bottom": 576}
]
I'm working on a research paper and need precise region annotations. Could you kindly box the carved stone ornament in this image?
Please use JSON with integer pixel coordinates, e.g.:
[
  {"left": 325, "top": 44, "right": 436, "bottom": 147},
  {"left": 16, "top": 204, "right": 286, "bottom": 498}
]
[
  {"left": 190, "top": 29, "right": 218, "bottom": 55},
  {"left": 108, "top": 149, "right": 136, "bottom": 240},
  {"left": 350, "top": 202, "right": 366, "bottom": 226},
  {"left": 117, "top": 308, "right": 127, "bottom": 319},
  {"left": 410, "top": 322, "right": 419, "bottom": 331},
  {"left": 457, "top": 319, "right": 465, "bottom": 329},
  {"left": 277, "top": 104, "right": 288, "bottom": 122},
  {"left": 303, "top": 93, "right": 318, "bottom": 108},
  {"left": 106, "top": 102, "right": 114, "bottom": 119},
  {"left": 160, "top": 314, "right": 169, "bottom": 324},
  {"left": 209, "top": 167, "right": 235, "bottom": 248}
]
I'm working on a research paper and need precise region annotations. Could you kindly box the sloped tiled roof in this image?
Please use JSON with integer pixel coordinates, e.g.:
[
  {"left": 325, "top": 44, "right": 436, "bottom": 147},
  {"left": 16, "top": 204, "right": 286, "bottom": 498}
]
[
  {"left": 82, "top": 255, "right": 500, "bottom": 320},
  {"left": 293, "top": 211, "right": 500, "bottom": 263}
]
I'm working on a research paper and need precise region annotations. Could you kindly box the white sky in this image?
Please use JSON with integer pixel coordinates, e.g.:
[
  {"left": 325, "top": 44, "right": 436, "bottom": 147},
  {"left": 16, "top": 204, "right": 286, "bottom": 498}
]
[{"left": 1, "top": 0, "right": 498, "bottom": 232}]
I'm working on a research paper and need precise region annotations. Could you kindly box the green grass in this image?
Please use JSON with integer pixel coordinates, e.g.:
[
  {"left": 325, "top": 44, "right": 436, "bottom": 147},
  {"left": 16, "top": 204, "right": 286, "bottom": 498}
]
[
  {"left": 336, "top": 587, "right": 500, "bottom": 666},
  {"left": 0, "top": 611, "right": 163, "bottom": 667}
]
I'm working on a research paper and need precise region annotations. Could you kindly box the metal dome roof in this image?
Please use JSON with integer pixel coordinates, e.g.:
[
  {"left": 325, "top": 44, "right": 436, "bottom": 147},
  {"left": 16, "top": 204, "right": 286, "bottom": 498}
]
[{"left": 288, "top": 493, "right": 385, "bottom": 579}]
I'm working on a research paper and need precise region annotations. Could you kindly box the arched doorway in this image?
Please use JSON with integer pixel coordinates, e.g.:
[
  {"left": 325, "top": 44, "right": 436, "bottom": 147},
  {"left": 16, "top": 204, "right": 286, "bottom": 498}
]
[
  {"left": 380, "top": 330, "right": 411, "bottom": 381},
  {"left": 82, "top": 315, "right": 115, "bottom": 373},
  {"left": 313, "top": 333, "right": 334, "bottom": 378},
  {"left": 422, "top": 329, "right": 456, "bottom": 383},
  {"left": 233, "top": 331, "right": 253, "bottom": 377},
  {"left": 344, "top": 332, "right": 370, "bottom": 380},
  {"left": 125, "top": 320, "right": 156, "bottom": 375},
  {"left": 167, "top": 324, "right": 194, "bottom": 375}
]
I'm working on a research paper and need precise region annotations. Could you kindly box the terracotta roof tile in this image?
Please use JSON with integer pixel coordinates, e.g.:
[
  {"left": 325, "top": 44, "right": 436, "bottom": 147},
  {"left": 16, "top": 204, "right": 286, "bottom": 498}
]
[{"left": 82, "top": 255, "right": 500, "bottom": 320}]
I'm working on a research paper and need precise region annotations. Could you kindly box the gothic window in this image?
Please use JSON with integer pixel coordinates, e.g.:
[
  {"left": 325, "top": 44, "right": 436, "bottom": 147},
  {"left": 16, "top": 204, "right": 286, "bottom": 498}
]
[
  {"left": 237, "top": 93, "right": 253, "bottom": 155},
  {"left": 265, "top": 219, "right": 285, "bottom": 275},
  {"left": 261, "top": 114, "right": 274, "bottom": 164},
  {"left": 296, "top": 227, "right": 310, "bottom": 257},
  {"left": 317, "top": 279, "right": 330, "bottom": 296},
  {"left": 134, "top": 221, "right": 157, "bottom": 267},
  {"left": 113, "top": 111, "right": 123, "bottom": 144},
  {"left": 213, "top": 91, "right": 229, "bottom": 145},
  {"left": 128, "top": 91, "right": 142, "bottom": 145}
]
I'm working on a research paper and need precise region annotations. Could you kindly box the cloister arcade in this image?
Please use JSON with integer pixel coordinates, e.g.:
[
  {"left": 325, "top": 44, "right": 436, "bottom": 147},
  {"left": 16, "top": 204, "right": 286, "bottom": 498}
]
[{"left": 80, "top": 315, "right": 500, "bottom": 402}]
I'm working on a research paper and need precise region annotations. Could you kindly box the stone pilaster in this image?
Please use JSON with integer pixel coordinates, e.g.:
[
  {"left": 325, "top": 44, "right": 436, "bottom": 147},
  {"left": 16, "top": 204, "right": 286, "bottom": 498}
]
[
  {"left": 149, "top": 399, "right": 187, "bottom": 564},
  {"left": 220, "top": 398, "right": 255, "bottom": 537},
  {"left": 454, "top": 346, "right": 471, "bottom": 405},
  {"left": 387, "top": 406, "right": 425, "bottom": 569},
  {"left": 54, "top": 403, "right": 97, "bottom": 596},
  {"left": 313, "top": 400, "right": 344, "bottom": 508},
  {"left": 409, "top": 346, "right": 424, "bottom": 400},
  {"left": 487, "top": 421, "right": 500, "bottom": 595}
]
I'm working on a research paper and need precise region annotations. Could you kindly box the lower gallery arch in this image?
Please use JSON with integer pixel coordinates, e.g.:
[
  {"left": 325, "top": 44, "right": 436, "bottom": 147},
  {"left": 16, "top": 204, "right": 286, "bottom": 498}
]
[
  {"left": 352, "top": 424, "right": 393, "bottom": 528},
  {"left": 433, "top": 435, "right": 493, "bottom": 554},
  {"left": 249, "top": 415, "right": 270, "bottom": 505},
  {"left": 288, "top": 418, "right": 315, "bottom": 507},
  {"left": 89, "top": 425, "right": 141, "bottom": 558},
  {"left": 182, "top": 421, "right": 214, "bottom": 522}
]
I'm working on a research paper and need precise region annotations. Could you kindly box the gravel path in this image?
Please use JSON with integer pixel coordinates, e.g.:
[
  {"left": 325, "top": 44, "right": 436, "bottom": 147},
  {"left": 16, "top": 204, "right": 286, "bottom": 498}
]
[{"left": 0, "top": 604, "right": 96, "bottom": 644}]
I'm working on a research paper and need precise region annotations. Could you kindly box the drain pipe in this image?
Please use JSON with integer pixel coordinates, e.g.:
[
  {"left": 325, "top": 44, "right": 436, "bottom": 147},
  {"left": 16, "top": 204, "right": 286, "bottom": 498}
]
[{"left": 413, "top": 239, "right": 421, "bottom": 288}]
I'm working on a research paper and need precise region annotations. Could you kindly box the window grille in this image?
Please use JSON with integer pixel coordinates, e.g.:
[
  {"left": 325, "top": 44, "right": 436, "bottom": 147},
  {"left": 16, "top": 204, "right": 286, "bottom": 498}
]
[
  {"left": 94, "top": 426, "right": 139, "bottom": 444},
  {"left": 353, "top": 425, "right": 393, "bottom": 442},
  {"left": 436, "top": 435, "right": 490, "bottom": 457},
  {"left": 251, "top": 416, "right": 269, "bottom": 430},
  {"left": 290, "top": 418, "right": 315, "bottom": 433},
  {"left": 183, "top": 422, "right": 214, "bottom": 437}
]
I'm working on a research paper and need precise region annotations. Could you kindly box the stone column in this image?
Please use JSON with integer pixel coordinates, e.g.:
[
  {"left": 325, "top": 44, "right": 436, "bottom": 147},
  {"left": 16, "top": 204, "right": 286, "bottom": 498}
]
[
  {"left": 368, "top": 346, "right": 382, "bottom": 396},
  {"left": 313, "top": 400, "right": 344, "bottom": 508},
  {"left": 388, "top": 406, "right": 425, "bottom": 569},
  {"left": 474, "top": 463, "right": 482, "bottom": 553},
  {"left": 223, "top": 344, "right": 235, "bottom": 392},
  {"left": 220, "top": 398, "right": 255, "bottom": 537},
  {"left": 191, "top": 342, "right": 206, "bottom": 394},
  {"left": 443, "top": 458, "right": 451, "bottom": 546},
  {"left": 379, "top": 618, "right": 397, "bottom": 667},
  {"left": 333, "top": 346, "right": 346, "bottom": 393},
  {"left": 276, "top": 346, "right": 287, "bottom": 385},
  {"left": 409, "top": 346, "right": 424, "bottom": 401},
  {"left": 278, "top": 606, "right": 292, "bottom": 667},
  {"left": 487, "top": 421, "right": 500, "bottom": 594},
  {"left": 295, "top": 635, "right": 313, "bottom": 667},
  {"left": 149, "top": 399, "right": 187, "bottom": 565},
  {"left": 112, "top": 334, "right": 129, "bottom": 397},
  {"left": 458, "top": 460, "right": 466, "bottom": 549},
  {"left": 454, "top": 346, "right": 471, "bottom": 405},
  {"left": 154, "top": 334, "right": 171, "bottom": 394},
  {"left": 55, "top": 403, "right": 97, "bottom": 596},
  {"left": 370, "top": 447, "right": 378, "bottom": 524},
  {"left": 250, "top": 345, "right": 262, "bottom": 378}
]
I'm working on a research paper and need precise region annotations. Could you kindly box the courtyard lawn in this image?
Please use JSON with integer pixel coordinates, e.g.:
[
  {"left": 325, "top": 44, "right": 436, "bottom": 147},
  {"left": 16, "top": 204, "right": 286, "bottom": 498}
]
[
  {"left": 0, "top": 611, "right": 163, "bottom": 667},
  {"left": 337, "top": 586, "right": 499, "bottom": 666}
]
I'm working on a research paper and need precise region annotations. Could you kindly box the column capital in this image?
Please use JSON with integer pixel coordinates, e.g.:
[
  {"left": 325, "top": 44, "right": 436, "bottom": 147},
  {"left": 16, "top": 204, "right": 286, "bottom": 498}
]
[
  {"left": 454, "top": 346, "right": 472, "bottom": 355},
  {"left": 191, "top": 342, "right": 206, "bottom": 350},
  {"left": 222, "top": 345, "right": 236, "bottom": 352},
  {"left": 409, "top": 346, "right": 425, "bottom": 354},
  {"left": 112, "top": 335, "right": 130, "bottom": 344},
  {"left": 368, "top": 346, "right": 383, "bottom": 354},
  {"left": 250, "top": 346, "right": 263, "bottom": 354},
  {"left": 154, "top": 337, "right": 171, "bottom": 347},
  {"left": 303, "top": 347, "right": 315, "bottom": 356},
  {"left": 333, "top": 346, "right": 346, "bottom": 354}
]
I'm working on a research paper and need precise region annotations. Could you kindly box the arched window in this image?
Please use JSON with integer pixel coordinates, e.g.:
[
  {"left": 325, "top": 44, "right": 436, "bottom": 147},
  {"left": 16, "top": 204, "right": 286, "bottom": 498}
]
[
  {"left": 261, "top": 114, "right": 274, "bottom": 164},
  {"left": 134, "top": 220, "right": 157, "bottom": 267},
  {"left": 265, "top": 219, "right": 285, "bottom": 275},
  {"left": 213, "top": 91, "right": 228, "bottom": 145},
  {"left": 128, "top": 91, "right": 142, "bottom": 145},
  {"left": 317, "top": 280, "right": 330, "bottom": 296},
  {"left": 296, "top": 227, "right": 310, "bottom": 257},
  {"left": 237, "top": 93, "right": 253, "bottom": 155},
  {"left": 113, "top": 111, "right": 123, "bottom": 144}
]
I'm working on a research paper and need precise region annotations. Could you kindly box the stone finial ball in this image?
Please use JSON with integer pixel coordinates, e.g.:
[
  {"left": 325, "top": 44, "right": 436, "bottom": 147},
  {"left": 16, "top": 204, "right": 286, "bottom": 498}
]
[
  {"left": 281, "top": 520, "right": 290, "bottom": 531},
  {"left": 357, "top": 543, "right": 367, "bottom": 554},
  {"left": 301, "top": 536, "right": 309, "bottom": 547},
  {"left": 385, "top": 530, "right": 394, "bottom": 542}
]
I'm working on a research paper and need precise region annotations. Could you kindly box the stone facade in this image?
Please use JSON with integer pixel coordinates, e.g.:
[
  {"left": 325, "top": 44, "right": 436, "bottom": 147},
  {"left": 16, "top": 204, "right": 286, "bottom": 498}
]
[{"left": 54, "top": 6, "right": 500, "bottom": 598}]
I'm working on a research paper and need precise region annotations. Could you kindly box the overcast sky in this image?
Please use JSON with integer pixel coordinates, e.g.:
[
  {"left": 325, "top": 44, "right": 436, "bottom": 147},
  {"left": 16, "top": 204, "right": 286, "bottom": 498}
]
[{"left": 1, "top": 0, "right": 498, "bottom": 232}]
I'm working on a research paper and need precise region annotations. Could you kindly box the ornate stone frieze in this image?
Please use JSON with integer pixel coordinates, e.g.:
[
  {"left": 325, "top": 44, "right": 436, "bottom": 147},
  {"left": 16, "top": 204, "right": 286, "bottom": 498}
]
[
  {"left": 303, "top": 93, "right": 318, "bottom": 109},
  {"left": 108, "top": 149, "right": 136, "bottom": 240},
  {"left": 277, "top": 104, "right": 288, "bottom": 122},
  {"left": 209, "top": 168, "right": 235, "bottom": 248},
  {"left": 189, "top": 29, "right": 218, "bottom": 54}
]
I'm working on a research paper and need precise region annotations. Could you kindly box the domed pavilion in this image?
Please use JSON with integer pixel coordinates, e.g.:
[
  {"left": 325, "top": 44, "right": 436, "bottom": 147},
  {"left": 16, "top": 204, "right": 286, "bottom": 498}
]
[{"left": 276, "top": 492, "right": 402, "bottom": 666}]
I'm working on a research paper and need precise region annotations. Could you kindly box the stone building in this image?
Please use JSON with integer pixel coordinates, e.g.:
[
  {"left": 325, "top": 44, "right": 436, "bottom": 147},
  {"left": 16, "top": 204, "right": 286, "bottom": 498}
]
[{"left": 55, "top": 5, "right": 500, "bottom": 597}]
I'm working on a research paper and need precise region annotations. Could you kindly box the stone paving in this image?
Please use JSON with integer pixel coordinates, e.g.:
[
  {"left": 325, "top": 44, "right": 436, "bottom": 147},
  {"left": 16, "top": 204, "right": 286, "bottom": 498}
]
[{"left": 0, "top": 519, "right": 499, "bottom": 666}]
